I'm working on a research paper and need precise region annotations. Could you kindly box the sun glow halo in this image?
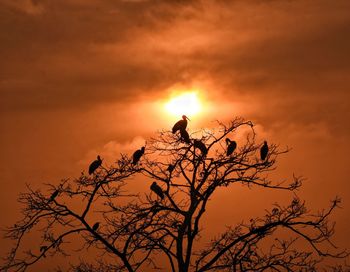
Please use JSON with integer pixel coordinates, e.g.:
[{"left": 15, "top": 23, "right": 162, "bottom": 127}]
[{"left": 165, "top": 92, "right": 202, "bottom": 117}]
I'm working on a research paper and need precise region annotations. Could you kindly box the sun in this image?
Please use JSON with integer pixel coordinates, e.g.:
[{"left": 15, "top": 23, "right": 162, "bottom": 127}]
[{"left": 165, "top": 92, "right": 202, "bottom": 117}]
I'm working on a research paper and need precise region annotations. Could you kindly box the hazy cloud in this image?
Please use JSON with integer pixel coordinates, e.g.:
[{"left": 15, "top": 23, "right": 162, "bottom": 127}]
[{"left": 1, "top": 0, "right": 349, "bottom": 265}]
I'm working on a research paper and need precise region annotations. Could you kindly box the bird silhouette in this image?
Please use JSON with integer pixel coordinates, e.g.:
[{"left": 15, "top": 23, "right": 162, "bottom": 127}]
[
  {"left": 89, "top": 155, "right": 102, "bottom": 175},
  {"left": 167, "top": 164, "right": 175, "bottom": 172},
  {"left": 132, "top": 146, "right": 145, "bottom": 165},
  {"left": 49, "top": 189, "right": 59, "bottom": 202},
  {"left": 172, "top": 115, "right": 190, "bottom": 133},
  {"left": 180, "top": 129, "right": 191, "bottom": 144},
  {"left": 226, "top": 138, "right": 237, "bottom": 156},
  {"left": 260, "top": 141, "right": 268, "bottom": 161},
  {"left": 194, "top": 139, "right": 207, "bottom": 156},
  {"left": 150, "top": 182, "right": 164, "bottom": 199},
  {"left": 92, "top": 222, "right": 99, "bottom": 231}
]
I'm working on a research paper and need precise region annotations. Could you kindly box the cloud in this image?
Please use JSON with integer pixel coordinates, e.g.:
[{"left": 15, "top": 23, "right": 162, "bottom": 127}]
[
  {"left": 0, "top": 0, "right": 349, "bottom": 137},
  {"left": 0, "top": 1, "right": 349, "bottom": 264},
  {"left": 1, "top": 0, "right": 45, "bottom": 15}
]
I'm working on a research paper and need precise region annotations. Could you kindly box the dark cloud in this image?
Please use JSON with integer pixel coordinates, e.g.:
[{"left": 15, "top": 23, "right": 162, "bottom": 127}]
[
  {"left": 0, "top": 0, "right": 349, "bottom": 141},
  {"left": 1, "top": 0, "right": 349, "bottom": 109}
]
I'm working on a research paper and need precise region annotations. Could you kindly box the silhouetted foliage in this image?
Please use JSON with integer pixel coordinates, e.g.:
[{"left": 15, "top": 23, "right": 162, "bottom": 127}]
[{"left": 1, "top": 117, "right": 348, "bottom": 272}]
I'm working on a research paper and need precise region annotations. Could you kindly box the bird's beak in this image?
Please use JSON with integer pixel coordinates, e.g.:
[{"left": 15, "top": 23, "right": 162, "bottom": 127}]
[{"left": 186, "top": 116, "right": 190, "bottom": 121}]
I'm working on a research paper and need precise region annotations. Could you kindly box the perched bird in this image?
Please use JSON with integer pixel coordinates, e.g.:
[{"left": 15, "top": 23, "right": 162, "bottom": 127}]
[
  {"left": 167, "top": 164, "right": 175, "bottom": 172},
  {"left": 150, "top": 182, "right": 164, "bottom": 199},
  {"left": 180, "top": 129, "right": 191, "bottom": 144},
  {"left": 226, "top": 138, "right": 237, "bottom": 156},
  {"left": 89, "top": 155, "right": 102, "bottom": 175},
  {"left": 92, "top": 222, "right": 99, "bottom": 231},
  {"left": 172, "top": 115, "right": 190, "bottom": 133},
  {"left": 49, "top": 189, "right": 59, "bottom": 202},
  {"left": 194, "top": 139, "right": 207, "bottom": 156},
  {"left": 132, "top": 146, "right": 145, "bottom": 165},
  {"left": 260, "top": 141, "right": 268, "bottom": 161}
]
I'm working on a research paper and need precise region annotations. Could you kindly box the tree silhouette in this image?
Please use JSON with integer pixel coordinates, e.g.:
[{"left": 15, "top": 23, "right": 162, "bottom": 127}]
[{"left": 1, "top": 117, "right": 348, "bottom": 272}]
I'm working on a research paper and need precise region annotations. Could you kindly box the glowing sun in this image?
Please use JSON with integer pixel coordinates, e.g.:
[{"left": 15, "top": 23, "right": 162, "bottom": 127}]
[{"left": 165, "top": 92, "right": 202, "bottom": 117}]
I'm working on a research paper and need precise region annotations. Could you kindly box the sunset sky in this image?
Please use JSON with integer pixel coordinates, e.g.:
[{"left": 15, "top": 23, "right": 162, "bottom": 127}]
[{"left": 0, "top": 0, "right": 349, "bottom": 270}]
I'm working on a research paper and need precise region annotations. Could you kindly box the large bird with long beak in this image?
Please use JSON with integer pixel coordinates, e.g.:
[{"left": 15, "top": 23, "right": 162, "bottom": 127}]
[
  {"left": 89, "top": 155, "right": 102, "bottom": 175},
  {"left": 132, "top": 146, "right": 145, "bottom": 165},
  {"left": 180, "top": 129, "right": 191, "bottom": 144},
  {"left": 226, "top": 138, "right": 237, "bottom": 156},
  {"left": 194, "top": 139, "right": 207, "bottom": 156},
  {"left": 150, "top": 182, "right": 164, "bottom": 199},
  {"left": 260, "top": 141, "right": 268, "bottom": 161},
  {"left": 172, "top": 115, "right": 190, "bottom": 133}
]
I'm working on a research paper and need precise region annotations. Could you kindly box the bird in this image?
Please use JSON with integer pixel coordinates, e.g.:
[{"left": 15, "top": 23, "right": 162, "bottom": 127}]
[
  {"left": 260, "top": 141, "right": 268, "bottom": 161},
  {"left": 167, "top": 164, "right": 175, "bottom": 172},
  {"left": 179, "top": 129, "right": 191, "bottom": 144},
  {"left": 226, "top": 138, "right": 237, "bottom": 156},
  {"left": 194, "top": 139, "right": 207, "bottom": 156},
  {"left": 150, "top": 182, "right": 164, "bottom": 199},
  {"left": 89, "top": 155, "right": 102, "bottom": 175},
  {"left": 49, "top": 189, "right": 59, "bottom": 202},
  {"left": 132, "top": 146, "right": 145, "bottom": 165},
  {"left": 92, "top": 222, "right": 99, "bottom": 231},
  {"left": 172, "top": 115, "right": 190, "bottom": 134}
]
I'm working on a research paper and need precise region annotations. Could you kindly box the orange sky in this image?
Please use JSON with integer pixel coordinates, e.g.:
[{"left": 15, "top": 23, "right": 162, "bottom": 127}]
[{"left": 0, "top": 0, "right": 349, "bottom": 270}]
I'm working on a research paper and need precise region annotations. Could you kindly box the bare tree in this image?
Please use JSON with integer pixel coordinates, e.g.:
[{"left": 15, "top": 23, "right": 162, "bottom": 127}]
[{"left": 1, "top": 117, "right": 348, "bottom": 272}]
